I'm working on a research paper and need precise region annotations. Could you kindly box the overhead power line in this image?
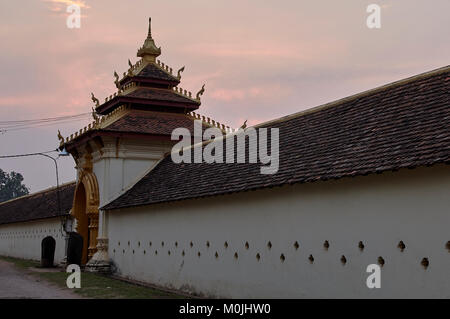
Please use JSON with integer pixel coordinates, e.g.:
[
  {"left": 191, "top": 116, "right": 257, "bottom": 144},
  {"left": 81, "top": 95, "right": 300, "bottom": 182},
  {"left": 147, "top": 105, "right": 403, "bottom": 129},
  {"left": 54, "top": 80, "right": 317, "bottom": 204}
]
[
  {"left": 0, "top": 112, "right": 91, "bottom": 125},
  {"left": 0, "top": 150, "right": 58, "bottom": 159},
  {"left": 3, "top": 117, "right": 91, "bottom": 132},
  {"left": 0, "top": 112, "right": 92, "bottom": 133}
]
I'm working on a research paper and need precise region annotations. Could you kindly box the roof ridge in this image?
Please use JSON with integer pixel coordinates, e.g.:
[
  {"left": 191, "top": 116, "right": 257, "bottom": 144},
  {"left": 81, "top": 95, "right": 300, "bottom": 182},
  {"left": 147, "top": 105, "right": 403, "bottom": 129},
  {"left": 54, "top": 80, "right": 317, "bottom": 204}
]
[
  {"left": 255, "top": 65, "right": 450, "bottom": 128},
  {"left": 60, "top": 105, "right": 130, "bottom": 147},
  {"left": 171, "top": 86, "right": 200, "bottom": 102},
  {"left": 187, "top": 111, "right": 233, "bottom": 133},
  {"left": 0, "top": 181, "right": 76, "bottom": 207},
  {"left": 155, "top": 59, "right": 177, "bottom": 78},
  {"left": 124, "top": 109, "right": 186, "bottom": 116},
  {"left": 128, "top": 58, "right": 147, "bottom": 77},
  {"left": 119, "top": 58, "right": 179, "bottom": 84},
  {"left": 99, "top": 105, "right": 130, "bottom": 129}
]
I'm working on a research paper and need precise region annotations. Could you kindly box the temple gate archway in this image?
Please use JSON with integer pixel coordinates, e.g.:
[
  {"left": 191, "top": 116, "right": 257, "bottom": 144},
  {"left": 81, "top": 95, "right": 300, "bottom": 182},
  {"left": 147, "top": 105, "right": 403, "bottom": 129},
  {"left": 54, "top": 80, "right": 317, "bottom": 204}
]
[{"left": 72, "top": 169, "right": 100, "bottom": 265}]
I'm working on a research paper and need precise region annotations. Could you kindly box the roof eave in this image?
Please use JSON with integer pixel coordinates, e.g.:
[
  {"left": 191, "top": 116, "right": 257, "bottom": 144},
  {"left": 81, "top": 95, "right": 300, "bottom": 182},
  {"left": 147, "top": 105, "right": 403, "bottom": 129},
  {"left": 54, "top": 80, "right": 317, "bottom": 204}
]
[
  {"left": 96, "top": 96, "right": 200, "bottom": 115},
  {"left": 119, "top": 75, "right": 180, "bottom": 88},
  {"left": 63, "top": 130, "right": 175, "bottom": 152}
]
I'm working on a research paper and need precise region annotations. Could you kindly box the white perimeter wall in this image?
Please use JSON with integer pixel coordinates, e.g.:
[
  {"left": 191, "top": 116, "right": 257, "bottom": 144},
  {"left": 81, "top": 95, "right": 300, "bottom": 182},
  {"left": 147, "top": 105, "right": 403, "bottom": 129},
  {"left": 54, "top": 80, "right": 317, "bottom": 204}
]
[
  {"left": 90, "top": 138, "right": 172, "bottom": 207},
  {"left": 0, "top": 217, "right": 66, "bottom": 263},
  {"left": 93, "top": 157, "right": 159, "bottom": 207},
  {"left": 107, "top": 164, "right": 450, "bottom": 298}
]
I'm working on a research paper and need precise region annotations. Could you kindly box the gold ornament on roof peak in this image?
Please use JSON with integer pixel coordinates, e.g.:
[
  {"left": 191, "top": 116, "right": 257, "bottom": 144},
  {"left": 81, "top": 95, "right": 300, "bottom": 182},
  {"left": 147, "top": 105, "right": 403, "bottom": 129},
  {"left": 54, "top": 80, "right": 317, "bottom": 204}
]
[
  {"left": 91, "top": 92, "right": 99, "bottom": 107},
  {"left": 137, "top": 17, "right": 161, "bottom": 61},
  {"left": 91, "top": 107, "right": 100, "bottom": 122},
  {"left": 177, "top": 66, "right": 185, "bottom": 79},
  {"left": 196, "top": 84, "right": 205, "bottom": 100},
  {"left": 113, "top": 71, "right": 120, "bottom": 88},
  {"left": 57, "top": 130, "right": 64, "bottom": 145},
  {"left": 127, "top": 59, "right": 134, "bottom": 75}
]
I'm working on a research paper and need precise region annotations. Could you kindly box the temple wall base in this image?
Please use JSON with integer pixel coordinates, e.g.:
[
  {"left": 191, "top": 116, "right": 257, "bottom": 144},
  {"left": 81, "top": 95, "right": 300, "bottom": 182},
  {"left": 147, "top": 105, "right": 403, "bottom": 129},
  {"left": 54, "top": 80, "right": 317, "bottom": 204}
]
[{"left": 85, "top": 237, "right": 111, "bottom": 273}]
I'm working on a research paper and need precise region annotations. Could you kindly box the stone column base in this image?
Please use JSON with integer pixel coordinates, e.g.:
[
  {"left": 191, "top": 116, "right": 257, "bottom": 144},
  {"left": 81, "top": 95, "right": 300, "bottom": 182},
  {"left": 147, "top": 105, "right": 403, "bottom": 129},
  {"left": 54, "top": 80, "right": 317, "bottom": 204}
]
[
  {"left": 59, "top": 257, "right": 67, "bottom": 268},
  {"left": 85, "top": 259, "right": 111, "bottom": 273},
  {"left": 85, "top": 237, "right": 111, "bottom": 274}
]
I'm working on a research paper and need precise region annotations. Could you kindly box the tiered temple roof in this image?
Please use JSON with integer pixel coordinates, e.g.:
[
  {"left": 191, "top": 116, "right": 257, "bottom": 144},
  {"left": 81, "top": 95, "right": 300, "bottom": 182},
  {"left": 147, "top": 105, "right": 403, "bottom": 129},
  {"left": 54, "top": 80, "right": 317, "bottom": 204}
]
[
  {"left": 59, "top": 18, "right": 231, "bottom": 151},
  {"left": 96, "top": 18, "right": 200, "bottom": 115}
]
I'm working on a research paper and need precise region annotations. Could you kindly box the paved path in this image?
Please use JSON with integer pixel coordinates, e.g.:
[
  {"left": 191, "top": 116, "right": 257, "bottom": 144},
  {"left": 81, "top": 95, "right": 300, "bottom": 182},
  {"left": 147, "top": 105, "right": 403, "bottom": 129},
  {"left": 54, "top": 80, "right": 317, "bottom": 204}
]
[{"left": 0, "top": 259, "right": 81, "bottom": 299}]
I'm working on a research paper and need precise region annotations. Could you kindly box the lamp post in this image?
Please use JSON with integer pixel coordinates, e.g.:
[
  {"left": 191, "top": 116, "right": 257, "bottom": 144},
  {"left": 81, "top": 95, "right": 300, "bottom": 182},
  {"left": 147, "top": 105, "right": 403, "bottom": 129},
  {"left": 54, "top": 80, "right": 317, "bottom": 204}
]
[
  {"left": 37, "top": 153, "right": 62, "bottom": 216},
  {"left": 38, "top": 149, "right": 72, "bottom": 266}
]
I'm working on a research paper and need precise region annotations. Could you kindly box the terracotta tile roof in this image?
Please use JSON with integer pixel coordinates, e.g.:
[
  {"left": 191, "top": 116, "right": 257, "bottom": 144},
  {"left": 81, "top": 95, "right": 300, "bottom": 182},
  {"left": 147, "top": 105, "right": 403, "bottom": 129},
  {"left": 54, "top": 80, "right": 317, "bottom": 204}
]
[
  {"left": 104, "top": 111, "right": 204, "bottom": 136},
  {"left": 125, "top": 87, "right": 199, "bottom": 105},
  {"left": 62, "top": 109, "right": 222, "bottom": 150},
  {"left": 0, "top": 182, "right": 75, "bottom": 225},
  {"left": 136, "top": 63, "right": 179, "bottom": 83},
  {"left": 95, "top": 87, "right": 200, "bottom": 115},
  {"left": 103, "top": 66, "right": 450, "bottom": 210}
]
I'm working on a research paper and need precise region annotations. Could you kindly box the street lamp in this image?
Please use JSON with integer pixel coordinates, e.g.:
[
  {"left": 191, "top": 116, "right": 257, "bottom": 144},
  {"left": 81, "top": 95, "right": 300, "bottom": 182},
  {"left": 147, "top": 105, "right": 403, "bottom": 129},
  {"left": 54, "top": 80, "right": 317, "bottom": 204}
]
[
  {"left": 36, "top": 150, "right": 70, "bottom": 235},
  {"left": 59, "top": 147, "right": 70, "bottom": 157},
  {"left": 39, "top": 149, "right": 71, "bottom": 266}
]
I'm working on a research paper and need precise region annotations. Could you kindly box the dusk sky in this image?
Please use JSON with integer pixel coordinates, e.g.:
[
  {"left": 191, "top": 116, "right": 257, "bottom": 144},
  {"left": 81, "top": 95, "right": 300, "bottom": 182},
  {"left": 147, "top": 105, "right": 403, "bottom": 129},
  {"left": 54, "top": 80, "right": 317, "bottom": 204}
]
[{"left": 0, "top": 0, "right": 449, "bottom": 192}]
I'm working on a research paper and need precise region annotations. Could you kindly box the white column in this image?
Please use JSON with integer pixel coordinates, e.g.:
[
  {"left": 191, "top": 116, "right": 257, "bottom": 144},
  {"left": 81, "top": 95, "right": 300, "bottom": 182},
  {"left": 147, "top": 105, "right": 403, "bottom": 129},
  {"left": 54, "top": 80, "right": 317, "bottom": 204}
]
[{"left": 85, "top": 209, "right": 110, "bottom": 272}]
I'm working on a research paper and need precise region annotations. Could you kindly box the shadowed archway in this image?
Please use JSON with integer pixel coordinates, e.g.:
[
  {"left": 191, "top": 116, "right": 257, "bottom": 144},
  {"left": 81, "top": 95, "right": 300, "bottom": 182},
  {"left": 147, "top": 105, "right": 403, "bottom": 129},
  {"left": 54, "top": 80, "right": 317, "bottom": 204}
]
[{"left": 71, "top": 170, "right": 100, "bottom": 264}]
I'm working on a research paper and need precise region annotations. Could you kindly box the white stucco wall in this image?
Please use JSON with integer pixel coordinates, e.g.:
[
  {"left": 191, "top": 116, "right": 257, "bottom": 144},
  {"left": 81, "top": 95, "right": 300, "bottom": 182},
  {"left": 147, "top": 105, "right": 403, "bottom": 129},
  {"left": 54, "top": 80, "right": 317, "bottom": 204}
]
[
  {"left": 93, "top": 157, "right": 157, "bottom": 206},
  {"left": 107, "top": 164, "right": 450, "bottom": 298},
  {"left": 0, "top": 218, "right": 66, "bottom": 263},
  {"left": 89, "top": 137, "right": 172, "bottom": 207}
]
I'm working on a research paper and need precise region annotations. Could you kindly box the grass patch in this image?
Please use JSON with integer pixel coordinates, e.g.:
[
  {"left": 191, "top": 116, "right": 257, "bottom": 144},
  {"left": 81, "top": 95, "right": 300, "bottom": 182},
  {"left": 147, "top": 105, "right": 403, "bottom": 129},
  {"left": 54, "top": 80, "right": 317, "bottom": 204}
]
[
  {"left": 0, "top": 255, "right": 185, "bottom": 299},
  {"left": 0, "top": 255, "right": 40, "bottom": 269},
  {"left": 36, "top": 271, "right": 184, "bottom": 299}
]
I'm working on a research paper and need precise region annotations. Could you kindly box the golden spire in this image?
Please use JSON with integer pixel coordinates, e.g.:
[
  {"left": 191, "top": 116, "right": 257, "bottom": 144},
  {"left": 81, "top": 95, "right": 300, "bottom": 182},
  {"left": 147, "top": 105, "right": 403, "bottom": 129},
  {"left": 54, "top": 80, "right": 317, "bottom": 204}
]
[
  {"left": 147, "top": 16, "right": 153, "bottom": 38},
  {"left": 137, "top": 17, "right": 161, "bottom": 62}
]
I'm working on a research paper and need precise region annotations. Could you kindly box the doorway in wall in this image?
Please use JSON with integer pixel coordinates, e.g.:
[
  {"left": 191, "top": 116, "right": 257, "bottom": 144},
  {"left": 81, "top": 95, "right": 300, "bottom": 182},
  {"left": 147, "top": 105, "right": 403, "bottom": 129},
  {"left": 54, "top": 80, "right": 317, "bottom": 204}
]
[{"left": 71, "top": 171, "right": 100, "bottom": 265}]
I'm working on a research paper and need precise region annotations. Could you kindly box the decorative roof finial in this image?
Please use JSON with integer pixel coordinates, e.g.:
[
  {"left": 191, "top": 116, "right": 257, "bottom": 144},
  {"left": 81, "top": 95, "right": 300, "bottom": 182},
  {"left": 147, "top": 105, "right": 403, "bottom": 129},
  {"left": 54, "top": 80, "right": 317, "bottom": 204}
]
[
  {"left": 127, "top": 59, "right": 133, "bottom": 75},
  {"left": 91, "top": 107, "right": 99, "bottom": 122},
  {"left": 196, "top": 84, "right": 205, "bottom": 100},
  {"left": 114, "top": 71, "right": 120, "bottom": 88},
  {"left": 177, "top": 66, "right": 185, "bottom": 79},
  {"left": 137, "top": 17, "right": 161, "bottom": 61},
  {"left": 91, "top": 92, "right": 99, "bottom": 107},
  {"left": 239, "top": 120, "right": 248, "bottom": 130},
  {"left": 57, "top": 130, "right": 64, "bottom": 145}
]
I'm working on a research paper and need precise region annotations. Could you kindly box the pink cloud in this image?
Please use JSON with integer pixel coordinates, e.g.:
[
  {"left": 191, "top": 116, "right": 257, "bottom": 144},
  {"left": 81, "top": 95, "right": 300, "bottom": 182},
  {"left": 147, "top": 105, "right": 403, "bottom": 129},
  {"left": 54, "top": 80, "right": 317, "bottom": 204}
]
[
  {"left": 42, "top": 0, "right": 90, "bottom": 9},
  {"left": 182, "top": 38, "right": 347, "bottom": 64},
  {"left": 41, "top": 0, "right": 90, "bottom": 18},
  {"left": 210, "top": 85, "right": 292, "bottom": 102},
  {"left": 0, "top": 95, "right": 56, "bottom": 107},
  {"left": 185, "top": 44, "right": 302, "bottom": 59}
]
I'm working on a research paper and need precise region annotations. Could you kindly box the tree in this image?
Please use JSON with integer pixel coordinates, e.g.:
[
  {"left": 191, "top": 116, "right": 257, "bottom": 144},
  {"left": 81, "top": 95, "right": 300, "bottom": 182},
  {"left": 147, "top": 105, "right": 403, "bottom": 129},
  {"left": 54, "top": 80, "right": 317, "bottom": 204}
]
[{"left": 0, "top": 168, "right": 29, "bottom": 203}]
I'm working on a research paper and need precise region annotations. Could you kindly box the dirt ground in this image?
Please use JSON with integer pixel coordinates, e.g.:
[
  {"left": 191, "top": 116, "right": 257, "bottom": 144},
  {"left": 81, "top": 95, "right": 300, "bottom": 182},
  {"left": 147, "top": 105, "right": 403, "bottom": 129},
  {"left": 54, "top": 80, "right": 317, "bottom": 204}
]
[{"left": 0, "top": 259, "right": 82, "bottom": 299}]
